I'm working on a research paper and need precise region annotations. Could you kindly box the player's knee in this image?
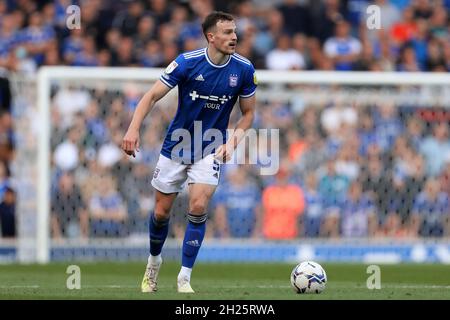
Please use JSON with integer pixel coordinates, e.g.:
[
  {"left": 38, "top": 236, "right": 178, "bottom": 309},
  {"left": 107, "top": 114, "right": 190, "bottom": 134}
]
[
  {"left": 154, "top": 197, "right": 174, "bottom": 218},
  {"left": 189, "top": 199, "right": 207, "bottom": 214},
  {"left": 154, "top": 210, "right": 170, "bottom": 221}
]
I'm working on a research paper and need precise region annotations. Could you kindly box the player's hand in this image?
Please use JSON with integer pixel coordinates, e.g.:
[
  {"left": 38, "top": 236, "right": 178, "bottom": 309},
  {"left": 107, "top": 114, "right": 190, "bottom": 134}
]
[
  {"left": 121, "top": 128, "right": 140, "bottom": 158},
  {"left": 214, "top": 143, "right": 234, "bottom": 163}
]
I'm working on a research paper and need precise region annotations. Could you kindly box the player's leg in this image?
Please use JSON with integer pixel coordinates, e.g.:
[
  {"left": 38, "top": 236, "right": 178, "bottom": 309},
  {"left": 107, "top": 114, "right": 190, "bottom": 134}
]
[
  {"left": 177, "top": 155, "right": 221, "bottom": 293},
  {"left": 149, "top": 191, "right": 177, "bottom": 259},
  {"left": 142, "top": 190, "right": 178, "bottom": 293},
  {"left": 142, "top": 154, "right": 187, "bottom": 293},
  {"left": 177, "top": 183, "right": 216, "bottom": 293}
]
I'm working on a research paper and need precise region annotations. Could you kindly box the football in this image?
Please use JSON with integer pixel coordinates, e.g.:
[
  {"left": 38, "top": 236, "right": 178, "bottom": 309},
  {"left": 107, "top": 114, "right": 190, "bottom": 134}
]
[{"left": 290, "top": 261, "right": 327, "bottom": 294}]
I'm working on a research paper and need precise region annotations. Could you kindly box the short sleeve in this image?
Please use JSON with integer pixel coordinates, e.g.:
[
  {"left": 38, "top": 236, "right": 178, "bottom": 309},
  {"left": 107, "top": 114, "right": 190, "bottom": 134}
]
[
  {"left": 159, "top": 54, "right": 186, "bottom": 89},
  {"left": 239, "top": 64, "right": 257, "bottom": 98}
]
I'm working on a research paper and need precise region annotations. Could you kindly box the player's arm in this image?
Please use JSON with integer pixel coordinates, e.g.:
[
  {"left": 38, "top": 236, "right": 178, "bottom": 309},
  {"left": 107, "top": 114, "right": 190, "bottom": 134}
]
[
  {"left": 122, "top": 80, "right": 171, "bottom": 157},
  {"left": 215, "top": 94, "right": 256, "bottom": 162}
]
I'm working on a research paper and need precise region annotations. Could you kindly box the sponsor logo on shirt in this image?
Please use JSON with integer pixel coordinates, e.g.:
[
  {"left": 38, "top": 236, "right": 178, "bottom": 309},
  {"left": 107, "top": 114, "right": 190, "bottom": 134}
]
[{"left": 229, "top": 74, "right": 238, "bottom": 87}]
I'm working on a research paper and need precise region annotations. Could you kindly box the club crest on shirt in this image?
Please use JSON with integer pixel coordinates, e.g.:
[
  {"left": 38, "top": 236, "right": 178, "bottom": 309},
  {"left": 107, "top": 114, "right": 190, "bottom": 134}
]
[
  {"left": 229, "top": 74, "right": 238, "bottom": 87},
  {"left": 165, "top": 61, "right": 178, "bottom": 74}
]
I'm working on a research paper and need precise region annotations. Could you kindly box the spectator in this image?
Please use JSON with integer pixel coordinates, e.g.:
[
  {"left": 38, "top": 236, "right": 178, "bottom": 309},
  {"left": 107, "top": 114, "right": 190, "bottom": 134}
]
[
  {"left": 373, "top": 31, "right": 397, "bottom": 71},
  {"left": 411, "top": 178, "right": 449, "bottom": 237},
  {"left": 253, "top": 8, "right": 285, "bottom": 57},
  {"left": 302, "top": 173, "right": 324, "bottom": 237},
  {"left": 20, "top": 10, "right": 55, "bottom": 66},
  {"left": 97, "top": 131, "right": 123, "bottom": 169},
  {"left": 297, "top": 131, "right": 328, "bottom": 177},
  {"left": 62, "top": 28, "right": 84, "bottom": 65},
  {"left": 318, "top": 159, "right": 350, "bottom": 237},
  {"left": 420, "top": 122, "right": 450, "bottom": 176},
  {"left": 353, "top": 39, "right": 376, "bottom": 70},
  {"left": 53, "top": 125, "right": 83, "bottom": 171},
  {"left": 321, "top": 102, "right": 358, "bottom": 136},
  {"left": 276, "top": 0, "right": 310, "bottom": 36},
  {"left": 286, "top": 128, "right": 308, "bottom": 163},
  {"left": 340, "top": 179, "right": 377, "bottom": 237},
  {"left": 89, "top": 174, "right": 127, "bottom": 237},
  {"left": 373, "top": 102, "right": 403, "bottom": 152},
  {"left": 360, "top": 156, "right": 393, "bottom": 221},
  {"left": 122, "top": 162, "right": 155, "bottom": 235},
  {"left": 318, "top": 158, "right": 351, "bottom": 207},
  {"left": 310, "top": 0, "right": 347, "bottom": 43},
  {"left": 133, "top": 15, "right": 156, "bottom": 57},
  {"left": 111, "top": 36, "right": 138, "bottom": 67},
  {"left": 440, "top": 162, "right": 450, "bottom": 198},
  {"left": 428, "top": 5, "right": 448, "bottom": 41},
  {"left": 112, "top": 1, "right": 144, "bottom": 36},
  {"left": 390, "top": 6, "right": 417, "bottom": 45},
  {"left": 0, "top": 161, "right": 10, "bottom": 202},
  {"left": 84, "top": 100, "right": 108, "bottom": 149},
  {"left": 43, "top": 42, "right": 61, "bottom": 66},
  {"left": 0, "top": 187, "right": 15, "bottom": 238},
  {"left": 397, "top": 45, "right": 423, "bottom": 71},
  {"left": 72, "top": 35, "right": 99, "bottom": 66},
  {"left": 51, "top": 171, "right": 88, "bottom": 239},
  {"left": 0, "top": 110, "right": 14, "bottom": 166},
  {"left": 262, "top": 165, "right": 304, "bottom": 239},
  {"left": 266, "top": 33, "right": 305, "bottom": 70},
  {"left": 213, "top": 167, "right": 261, "bottom": 238},
  {"left": 146, "top": 0, "right": 172, "bottom": 26},
  {"left": 411, "top": 19, "right": 430, "bottom": 67},
  {"left": 412, "top": 0, "right": 433, "bottom": 20},
  {"left": 357, "top": 110, "right": 377, "bottom": 156},
  {"left": 140, "top": 127, "right": 162, "bottom": 166},
  {"left": 384, "top": 137, "right": 425, "bottom": 224},
  {"left": 140, "top": 40, "right": 164, "bottom": 67},
  {"left": 0, "top": 14, "right": 19, "bottom": 71},
  {"left": 405, "top": 116, "right": 424, "bottom": 150},
  {"left": 425, "top": 39, "right": 446, "bottom": 71},
  {"left": 53, "top": 86, "right": 91, "bottom": 128},
  {"left": 324, "top": 19, "right": 362, "bottom": 71}
]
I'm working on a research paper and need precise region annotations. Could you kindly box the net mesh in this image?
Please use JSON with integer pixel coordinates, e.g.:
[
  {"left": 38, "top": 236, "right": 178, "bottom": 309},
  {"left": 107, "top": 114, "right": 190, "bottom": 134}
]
[{"left": 10, "top": 73, "right": 450, "bottom": 246}]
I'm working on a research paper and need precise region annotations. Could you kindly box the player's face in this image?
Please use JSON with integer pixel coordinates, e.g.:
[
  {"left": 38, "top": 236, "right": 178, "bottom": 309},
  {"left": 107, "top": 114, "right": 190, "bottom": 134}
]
[{"left": 210, "top": 20, "right": 237, "bottom": 55}]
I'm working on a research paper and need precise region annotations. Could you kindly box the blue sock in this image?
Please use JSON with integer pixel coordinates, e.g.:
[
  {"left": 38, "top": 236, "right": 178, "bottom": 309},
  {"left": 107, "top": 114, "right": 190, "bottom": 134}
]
[
  {"left": 182, "top": 213, "right": 207, "bottom": 268},
  {"left": 149, "top": 212, "right": 169, "bottom": 256}
]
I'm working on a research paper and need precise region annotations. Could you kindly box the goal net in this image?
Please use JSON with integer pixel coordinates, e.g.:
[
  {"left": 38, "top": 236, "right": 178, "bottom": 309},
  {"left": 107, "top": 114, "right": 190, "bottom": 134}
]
[{"left": 6, "top": 68, "right": 450, "bottom": 264}]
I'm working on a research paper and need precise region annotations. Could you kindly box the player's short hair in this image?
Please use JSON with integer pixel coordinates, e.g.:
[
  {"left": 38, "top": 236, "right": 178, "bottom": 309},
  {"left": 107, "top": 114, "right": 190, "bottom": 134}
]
[{"left": 202, "top": 11, "right": 234, "bottom": 41}]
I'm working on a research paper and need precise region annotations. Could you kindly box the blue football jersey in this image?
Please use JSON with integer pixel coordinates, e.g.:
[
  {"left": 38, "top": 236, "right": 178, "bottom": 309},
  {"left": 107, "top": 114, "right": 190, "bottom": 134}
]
[{"left": 158, "top": 47, "right": 257, "bottom": 163}]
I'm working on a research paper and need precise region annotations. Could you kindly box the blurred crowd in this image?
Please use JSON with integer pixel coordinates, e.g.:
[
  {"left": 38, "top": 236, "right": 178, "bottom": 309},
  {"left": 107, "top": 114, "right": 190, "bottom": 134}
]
[
  {"left": 46, "top": 80, "right": 450, "bottom": 240},
  {"left": 0, "top": 0, "right": 449, "bottom": 73},
  {"left": 1, "top": 0, "right": 450, "bottom": 238}
]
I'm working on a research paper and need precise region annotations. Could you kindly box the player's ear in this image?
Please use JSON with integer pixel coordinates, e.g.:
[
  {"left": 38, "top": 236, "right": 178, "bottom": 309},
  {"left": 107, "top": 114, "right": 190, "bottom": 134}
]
[{"left": 207, "top": 31, "right": 214, "bottom": 43}]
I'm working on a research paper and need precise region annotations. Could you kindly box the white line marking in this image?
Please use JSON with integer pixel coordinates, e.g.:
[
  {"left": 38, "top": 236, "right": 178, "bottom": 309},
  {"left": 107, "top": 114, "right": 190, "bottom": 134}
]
[{"left": 0, "top": 285, "right": 40, "bottom": 288}]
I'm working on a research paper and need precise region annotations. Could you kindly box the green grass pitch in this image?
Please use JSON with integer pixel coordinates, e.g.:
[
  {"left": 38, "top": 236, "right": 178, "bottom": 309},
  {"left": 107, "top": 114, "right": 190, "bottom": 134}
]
[{"left": 0, "top": 262, "right": 449, "bottom": 300}]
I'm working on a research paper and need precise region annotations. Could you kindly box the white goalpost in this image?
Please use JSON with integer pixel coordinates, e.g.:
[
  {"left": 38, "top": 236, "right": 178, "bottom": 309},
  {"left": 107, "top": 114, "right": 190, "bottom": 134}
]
[{"left": 6, "top": 67, "right": 450, "bottom": 264}]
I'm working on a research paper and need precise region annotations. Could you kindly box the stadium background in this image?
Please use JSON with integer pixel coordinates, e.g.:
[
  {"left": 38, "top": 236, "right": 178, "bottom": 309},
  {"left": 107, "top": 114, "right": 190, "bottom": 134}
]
[{"left": 0, "top": 0, "right": 449, "bottom": 270}]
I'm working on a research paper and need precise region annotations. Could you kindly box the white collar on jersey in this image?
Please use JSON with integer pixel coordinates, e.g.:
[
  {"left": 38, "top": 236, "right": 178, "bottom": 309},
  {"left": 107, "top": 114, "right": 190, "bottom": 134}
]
[{"left": 204, "top": 47, "right": 231, "bottom": 68}]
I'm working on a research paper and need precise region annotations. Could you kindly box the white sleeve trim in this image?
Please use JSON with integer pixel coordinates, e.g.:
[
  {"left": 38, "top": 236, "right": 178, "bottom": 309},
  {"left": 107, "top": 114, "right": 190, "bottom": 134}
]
[
  {"left": 239, "top": 90, "right": 256, "bottom": 98},
  {"left": 159, "top": 76, "right": 174, "bottom": 88}
]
